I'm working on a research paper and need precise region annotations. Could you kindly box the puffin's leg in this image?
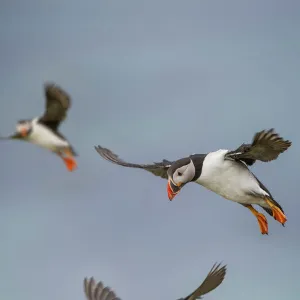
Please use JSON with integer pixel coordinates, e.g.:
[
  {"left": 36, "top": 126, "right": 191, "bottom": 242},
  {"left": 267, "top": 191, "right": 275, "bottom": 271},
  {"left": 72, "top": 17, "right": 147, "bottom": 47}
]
[
  {"left": 60, "top": 147, "right": 73, "bottom": 156},
  {"left": 57, "top": 148, "right": 77, "bottom": 172},
  {"left": 264, "top": 197, "right": 287, "bottom": 226},
  {"left": 243, "top": 204, "right": 269, "bottom": 235}
]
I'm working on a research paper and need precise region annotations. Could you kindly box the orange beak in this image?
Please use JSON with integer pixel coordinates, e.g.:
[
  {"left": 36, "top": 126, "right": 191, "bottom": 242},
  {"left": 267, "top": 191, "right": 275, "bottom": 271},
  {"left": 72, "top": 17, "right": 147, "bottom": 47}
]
[
  {"left": 20, "top": 128, "right": 28, "bottom": 137},
  {"left": 167, "top": 179, "right": 181, "bottom": 201}
]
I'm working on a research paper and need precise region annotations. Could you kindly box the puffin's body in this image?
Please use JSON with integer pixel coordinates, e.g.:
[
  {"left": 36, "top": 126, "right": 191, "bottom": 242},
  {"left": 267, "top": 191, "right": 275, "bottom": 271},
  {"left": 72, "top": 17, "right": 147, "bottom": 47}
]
[
  {"left": 84, "top": 262, "right": 226, "bottom": 300},
  {"left": 95, "top": 129, "right": 291, "bottom": 235},
  {"left": 194, "top": 149, "right": 268, "bottom": 205},
  {"left": 19, "top": 118, "right": 70, "bottom": 150},
  {"left": 1, "top": 83, "right": 77, "bottom": 171}
]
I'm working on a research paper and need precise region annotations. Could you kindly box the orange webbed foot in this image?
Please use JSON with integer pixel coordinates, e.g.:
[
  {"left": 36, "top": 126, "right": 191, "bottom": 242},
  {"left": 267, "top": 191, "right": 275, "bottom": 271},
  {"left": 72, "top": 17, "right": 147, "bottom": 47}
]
[
  {"left": 256, "top": 213, "right": 269, "bottom": 235},
  {"left": 245, "top": 204, "right": 269, "bottom": 235},
  {"left": 265, "top": 199, "right": 287, "bottom": 226},
  {"left": 58, "top": 147, "right": 77, "bottom": 172},
  {"left": 271, "top": 205, "right": 287, "bottom": 225},
  {"left": 62, "top": 156, "right": 77, "bottom": 172}
]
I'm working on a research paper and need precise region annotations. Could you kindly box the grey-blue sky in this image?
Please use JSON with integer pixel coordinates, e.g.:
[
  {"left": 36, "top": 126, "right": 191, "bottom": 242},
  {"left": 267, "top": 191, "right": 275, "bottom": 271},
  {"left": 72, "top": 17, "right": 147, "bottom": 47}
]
[{"left": 0, "top": 0, "right": 299, "bottom": 299}]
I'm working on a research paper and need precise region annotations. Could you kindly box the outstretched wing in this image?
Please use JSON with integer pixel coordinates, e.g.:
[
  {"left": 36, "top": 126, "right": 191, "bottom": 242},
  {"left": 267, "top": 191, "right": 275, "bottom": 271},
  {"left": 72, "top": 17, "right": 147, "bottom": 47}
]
[
  {"left": 0, "top": 134, "right": 19, "bottom": 140},
  {"left": 84, "top": 277, "right": 121, "bottom": 300},
  {"left": 179, "top": 263, "right": 227, "bottom": 300},
  {"left": 39, "top": 82, "right": 71, "bottom": 131},
  {"left": 94, "top": 145, "right": 173, "bottom": 179},
  {"left": 225, "top": 129, "right": 292, "bottom": 166},
  {"left": 0, "top": 131, "right": 25, "bottom": 140}
]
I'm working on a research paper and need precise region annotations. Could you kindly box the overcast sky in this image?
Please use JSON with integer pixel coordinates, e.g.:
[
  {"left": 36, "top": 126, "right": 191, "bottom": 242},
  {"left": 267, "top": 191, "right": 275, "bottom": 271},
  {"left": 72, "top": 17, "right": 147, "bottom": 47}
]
[{"left": 0, "top": 0, "right": 299, "bottom": 299}]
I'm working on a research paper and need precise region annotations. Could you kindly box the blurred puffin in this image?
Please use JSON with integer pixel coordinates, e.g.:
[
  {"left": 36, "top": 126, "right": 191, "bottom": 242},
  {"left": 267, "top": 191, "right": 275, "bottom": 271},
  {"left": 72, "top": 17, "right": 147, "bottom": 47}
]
[
  {"left": 1, "top": 82, "right": 77, "bottom": 171},
  {"left": 95, "top": 129, "right": 291, "bottom": 235},
  {"left": 84, "top": 262, "right": 226, "bottom": 300}
]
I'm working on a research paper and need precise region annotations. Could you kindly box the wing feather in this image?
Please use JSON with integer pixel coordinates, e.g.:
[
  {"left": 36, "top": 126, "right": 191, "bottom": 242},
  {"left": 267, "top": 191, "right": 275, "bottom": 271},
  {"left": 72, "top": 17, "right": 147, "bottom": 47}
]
[
  {"left": 225, "top": 129, "right": 291, "bottom": 165},
  {"left": 94, "top": 145, "right": 172, "bottom": 179},
  {"left": 83, "top": 278, "right": 120, "bottom": 300},
  {"left": 181, "top": 263, "right": 226, "bottom": 300},
  {"left": 94, "top": 281, "right": 105, "bottom": 300},
  {"left": 105, "top": 290, "right": 119, "bottom": 300},
  {"left": 98, "top": 287, "right": 110, "bottom": 300},
  {"left": 39, "top": 82, "right": 71, "bottom": 131}
]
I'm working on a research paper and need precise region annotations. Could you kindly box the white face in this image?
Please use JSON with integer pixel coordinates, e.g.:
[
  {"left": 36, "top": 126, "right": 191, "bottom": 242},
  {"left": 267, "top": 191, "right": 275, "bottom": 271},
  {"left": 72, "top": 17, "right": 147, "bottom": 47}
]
[
  {"left": 16, "top": 121, "right": 32, "bottom": 136},
  {"left": 171, "top": 159, "right": 196, "bottom": 186}
]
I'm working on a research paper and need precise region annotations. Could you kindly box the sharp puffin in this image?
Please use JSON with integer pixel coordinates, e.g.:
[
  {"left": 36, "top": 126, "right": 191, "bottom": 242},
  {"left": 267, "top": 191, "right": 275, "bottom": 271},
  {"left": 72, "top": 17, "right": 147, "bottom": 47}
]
[
  {"left": 84, "top": 262, "right": 226, "bottom": 300},
  {"left": 1, "top": 82, "right": 77, "bottom": 171},
  {"left": 95, "top": 129, "right": 291, "bottom": 235}
]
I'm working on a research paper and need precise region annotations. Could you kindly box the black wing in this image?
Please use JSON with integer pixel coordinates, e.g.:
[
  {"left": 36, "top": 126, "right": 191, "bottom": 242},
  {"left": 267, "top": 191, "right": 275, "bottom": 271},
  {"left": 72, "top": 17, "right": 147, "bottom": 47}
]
[
  {"left": 179, "top": 263, "right": 227, "bottom": 300},
  {"left": 225, "top": 129, "right": 292, "bottom": 166},
  {"left": 84, "top": 277, "right": 121, "bottom": 300},
  {"left": 38, "top": 82, "right": 71, "bottom": 131},
  {"left": 94, "top": 145, "right": 173, "bottom": 179}
]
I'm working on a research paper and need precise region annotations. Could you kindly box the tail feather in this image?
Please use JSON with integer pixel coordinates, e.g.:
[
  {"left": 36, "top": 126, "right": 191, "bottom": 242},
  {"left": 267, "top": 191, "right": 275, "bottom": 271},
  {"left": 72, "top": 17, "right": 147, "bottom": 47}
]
[
  {"left": 261, "top": 206, "right": 273, "bottom": 217},
  {"left": 69, "top": 145, "right": 78, "bottom": 156},
  {"left": 253, "top": 174, "right": 285, "bottom": 215}
]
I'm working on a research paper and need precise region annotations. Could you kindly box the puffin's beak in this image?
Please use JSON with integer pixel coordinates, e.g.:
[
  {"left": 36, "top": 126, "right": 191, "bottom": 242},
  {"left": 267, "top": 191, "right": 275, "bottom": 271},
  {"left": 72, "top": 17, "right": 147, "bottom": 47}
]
[
  {"left": 20, "top": 128, "right": 28, "bottom": 137},
  {"left": 167, "top": 179, "right": 182, "bottom": 201}
]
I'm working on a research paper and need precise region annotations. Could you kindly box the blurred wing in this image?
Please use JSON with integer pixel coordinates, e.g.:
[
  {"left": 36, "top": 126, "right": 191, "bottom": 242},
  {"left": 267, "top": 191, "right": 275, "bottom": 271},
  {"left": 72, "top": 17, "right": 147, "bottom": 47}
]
[
  {"left": 84, "top": 277, "right": 99, "bottom": 300},
  {"left": 225, "top": 129, "right": 292, "bottom": 165},
  {"left": 39, "top": 82, "right": 71, "bottom": 131},
  {"left": 84, "top": 277, "right": 120, "bottom": 300},
  {"left": 0, "top": 133, "right": 22, "bottom": 140},
  {"left": 182, "top": 263, "right": 227, "bottom": 300},
  {"left": 95, "top": 145, "right": 173, "bottom": 179},
  {"left": 105, "top": 290, "right": 120, "bottom": 300}
]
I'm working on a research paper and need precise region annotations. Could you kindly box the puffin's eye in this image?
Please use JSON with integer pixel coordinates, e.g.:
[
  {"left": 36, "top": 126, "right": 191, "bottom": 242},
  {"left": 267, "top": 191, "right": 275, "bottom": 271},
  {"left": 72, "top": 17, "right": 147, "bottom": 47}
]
[{"left": 178, "top": 172, "right": 182, "bottom": 176}]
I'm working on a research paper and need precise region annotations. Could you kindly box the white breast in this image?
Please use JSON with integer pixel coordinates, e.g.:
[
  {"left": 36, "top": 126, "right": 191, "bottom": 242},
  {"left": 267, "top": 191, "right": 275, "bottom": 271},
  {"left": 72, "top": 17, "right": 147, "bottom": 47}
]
[
  {"left": 196, "top": 149, "right": 269, "bottom": 204},
  {"left": 27, "top": 121, "right": 69, "bottom": 151}
]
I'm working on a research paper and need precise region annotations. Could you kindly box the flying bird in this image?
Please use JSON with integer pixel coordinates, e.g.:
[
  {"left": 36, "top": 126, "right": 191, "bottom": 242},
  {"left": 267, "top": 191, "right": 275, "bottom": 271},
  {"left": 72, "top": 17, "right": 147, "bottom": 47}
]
[
  {"left": 84, "top": 262, "right": 226, "bottom": 300},
  {"left": 1, "top": 82, "right": 77, "bottom": 171},
  {"left": 95, "top": 129, "right": 291, "bottom": 235}
]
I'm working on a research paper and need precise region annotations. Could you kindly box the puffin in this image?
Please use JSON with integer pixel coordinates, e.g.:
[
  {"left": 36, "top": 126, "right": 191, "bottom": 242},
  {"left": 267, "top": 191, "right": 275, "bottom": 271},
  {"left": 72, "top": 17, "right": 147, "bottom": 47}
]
[
  {"left": 95, "top": 129, "right": 291, "bottom": 235},
  {"left": 84, "top": 262, "right": 226, "bottom": 300},
  {"left": 0, "top": 82, "right": 77, "bottom": 171}
]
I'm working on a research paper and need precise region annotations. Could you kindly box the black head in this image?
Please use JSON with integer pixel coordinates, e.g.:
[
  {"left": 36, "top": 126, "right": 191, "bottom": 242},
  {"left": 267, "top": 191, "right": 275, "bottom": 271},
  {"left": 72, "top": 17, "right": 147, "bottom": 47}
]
[
  {"left": 166, "top": 154, "right": 206, "bottom": 201},
  {"left": 166, "top": 157, "right": 196, "bottom": 200},
  {"left": 15, "top": 119, "right": 33, "bottom": 137}
]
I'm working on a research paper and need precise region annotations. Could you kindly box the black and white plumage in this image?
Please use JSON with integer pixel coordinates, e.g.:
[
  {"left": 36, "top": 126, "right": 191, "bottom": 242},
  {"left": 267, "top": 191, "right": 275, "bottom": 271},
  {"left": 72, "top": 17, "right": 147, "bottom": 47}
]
[
  {"left": 95, "top": 129, "right": 291, "bottom": 234},
  {"left": 1, "top": 82, "right": 77, "bottom": 171},
  {"left": 95, "top": 129, "right": 290, "bottom": 176},
  {"left": 83, "top": 263, "right": 226, "bottom": 300}
]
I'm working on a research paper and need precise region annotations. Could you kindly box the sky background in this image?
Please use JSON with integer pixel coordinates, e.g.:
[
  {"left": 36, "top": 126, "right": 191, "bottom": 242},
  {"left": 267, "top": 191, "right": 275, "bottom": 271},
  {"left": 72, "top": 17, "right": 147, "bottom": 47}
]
[{"left": 0, "top": 0, "right": 299, "bottom": 299}]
